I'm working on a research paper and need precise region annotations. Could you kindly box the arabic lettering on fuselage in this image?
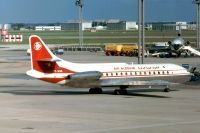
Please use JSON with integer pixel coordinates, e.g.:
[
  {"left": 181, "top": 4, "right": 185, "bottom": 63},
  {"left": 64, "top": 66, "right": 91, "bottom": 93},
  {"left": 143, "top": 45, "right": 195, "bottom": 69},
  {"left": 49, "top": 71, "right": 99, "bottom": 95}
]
[{"left": 114, "top": 66, "right": 160, "bottom": 71}]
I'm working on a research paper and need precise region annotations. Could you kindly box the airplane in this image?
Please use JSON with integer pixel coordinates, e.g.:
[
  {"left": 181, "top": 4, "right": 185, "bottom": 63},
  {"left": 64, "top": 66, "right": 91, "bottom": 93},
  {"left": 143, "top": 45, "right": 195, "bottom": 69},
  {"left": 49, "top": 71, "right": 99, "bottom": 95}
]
[
  {"left": 167, "top": 33, "right": 191, "bottom": 57},
  {"left": 26, "top": 35, "right": 192, "bottom": 95},
  {"left": 149, "top": 33, "right": 200, "bottom": 57}
]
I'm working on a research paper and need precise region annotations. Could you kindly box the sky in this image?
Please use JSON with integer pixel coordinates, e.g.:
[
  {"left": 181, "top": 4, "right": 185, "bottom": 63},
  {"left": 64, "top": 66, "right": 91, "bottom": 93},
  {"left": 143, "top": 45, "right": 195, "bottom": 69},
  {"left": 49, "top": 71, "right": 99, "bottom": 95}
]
[{"left": 0, "top": 0, "right": 196, "bottom": 23}]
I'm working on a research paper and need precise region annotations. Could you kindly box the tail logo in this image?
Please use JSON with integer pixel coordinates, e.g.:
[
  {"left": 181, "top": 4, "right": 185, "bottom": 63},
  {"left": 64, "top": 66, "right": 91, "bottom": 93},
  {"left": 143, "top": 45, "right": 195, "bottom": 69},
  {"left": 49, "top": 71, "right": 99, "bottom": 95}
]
[{"left": 34, "top": 42, "right": 42, "bottom": 51}]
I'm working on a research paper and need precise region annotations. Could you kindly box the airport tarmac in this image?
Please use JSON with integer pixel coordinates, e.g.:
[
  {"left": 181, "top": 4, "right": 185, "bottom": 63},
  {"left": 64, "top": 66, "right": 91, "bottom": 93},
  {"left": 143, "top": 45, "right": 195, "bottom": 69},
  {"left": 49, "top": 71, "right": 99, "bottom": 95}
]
[{"left": 0, "top": 49, "right": 200, "bottom": 133}]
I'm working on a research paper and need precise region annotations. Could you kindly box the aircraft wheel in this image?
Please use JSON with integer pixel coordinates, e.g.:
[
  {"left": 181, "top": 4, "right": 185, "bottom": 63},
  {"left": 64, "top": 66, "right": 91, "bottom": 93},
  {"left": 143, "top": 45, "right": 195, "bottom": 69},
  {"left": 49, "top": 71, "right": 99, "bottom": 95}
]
[
  {"left": 89, "top": 88, "right": 102, "bottom": 94},
  {"left": 96, "top": 88, "right": 103, "bottom": 94},
  {"left": 164, "top": 87, "right": 170, "bottom": 92},
  {"left": 113, "top": 89, "right": 127, "bottom": 95},
  {"left": 121, "top": 89, "right": 128, "bottom": 95},
  {"left": 114, "top": 89, "right": 120, "bottom": 95},
  {"left": 177, "top": 53, "right": 181, "bottom": 57}
]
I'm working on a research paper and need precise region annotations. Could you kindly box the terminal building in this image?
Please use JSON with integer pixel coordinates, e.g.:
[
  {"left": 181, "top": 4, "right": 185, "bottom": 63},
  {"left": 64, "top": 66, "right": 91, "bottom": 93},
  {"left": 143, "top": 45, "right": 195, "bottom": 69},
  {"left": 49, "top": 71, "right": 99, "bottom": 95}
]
[
  {"left": 107, "top": 20, "right": 126, "bottom": 30},
  {"left": 61, "top": 21, "right": 79, "bottom": 31},
  {"left": 107, "top": 20, "right": 138, "bottom": 30},
  {"left": 35, "top": 26, "right": 61, "bottom": 31},
  {"left": 61, "top": 20, "right": 138, "bottom": 31},
  {"left": 149, "top": 21, "right": 191, "bottom": 31},
  {"left": 61, "top": 21, "right": 92, "bottom": 31},
  {"left": 4, "top": 21, "right": 196, "bottom": 31}
]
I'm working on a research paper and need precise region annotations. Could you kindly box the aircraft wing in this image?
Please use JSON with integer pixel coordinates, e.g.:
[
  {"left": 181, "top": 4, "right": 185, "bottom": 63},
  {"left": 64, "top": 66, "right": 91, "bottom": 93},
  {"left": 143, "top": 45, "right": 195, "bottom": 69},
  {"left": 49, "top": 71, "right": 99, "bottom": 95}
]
[
  {"left": 150, "top": 52, "right": 169, "bottom": 57},
  {"left": 182, "top": 46, "right": 200, "bottom": 56}
]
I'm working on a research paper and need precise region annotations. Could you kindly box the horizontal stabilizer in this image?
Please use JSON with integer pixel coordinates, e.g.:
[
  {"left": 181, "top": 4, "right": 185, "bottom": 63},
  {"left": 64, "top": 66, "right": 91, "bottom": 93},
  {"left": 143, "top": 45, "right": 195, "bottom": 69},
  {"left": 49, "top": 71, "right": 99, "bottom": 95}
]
[{"left": 37, "top": 58, "right": 62, "bottom": 62}]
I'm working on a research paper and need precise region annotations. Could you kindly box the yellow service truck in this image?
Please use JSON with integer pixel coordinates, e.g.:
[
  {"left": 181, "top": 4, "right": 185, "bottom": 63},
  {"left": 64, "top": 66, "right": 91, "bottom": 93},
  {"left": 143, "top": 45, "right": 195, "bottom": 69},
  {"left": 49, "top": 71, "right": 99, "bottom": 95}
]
[
  {"left": 105, "top": 43, "right": 138, "bottom": 56},
  {"left": 105, "top": 44, "right": 123, "bottom": 56},
  {"left": 121, "top": 44, "right": 138, "bottom": 56}
]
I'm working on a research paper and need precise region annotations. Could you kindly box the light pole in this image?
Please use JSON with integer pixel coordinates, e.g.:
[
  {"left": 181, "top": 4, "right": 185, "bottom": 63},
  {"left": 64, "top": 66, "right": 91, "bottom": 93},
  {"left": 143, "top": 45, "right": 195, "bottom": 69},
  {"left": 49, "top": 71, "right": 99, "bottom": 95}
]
[
  {"left": 141, "top": 0, "right": 145, "bottom": 64},
  {"left": 193, "top": 0, "right": 200, "bottom": 48},
  {"left": 138, "top": 0, "right": 141, "bottom": 64},
  {"left": 138, "top": 0, "right": 145, "bottom": 64},
  {"left": 75, "top": 0, "right": 84, "bottom": 48}
]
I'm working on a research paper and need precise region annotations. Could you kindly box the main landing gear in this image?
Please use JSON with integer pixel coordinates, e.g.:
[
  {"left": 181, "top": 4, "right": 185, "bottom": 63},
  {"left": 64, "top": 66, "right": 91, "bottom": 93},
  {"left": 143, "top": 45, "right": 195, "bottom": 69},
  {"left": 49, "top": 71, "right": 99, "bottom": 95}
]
[
  {"left": 89, "top": 86, "right": 170, "bottom": 95},
  {"left": 89, "top": 88, "right": 103, "bottom": 94},
  {"left": 113, "top": 86, "right": 128, "bottom": 95},
  {"left": 163, "top": 86, "right": 171, "bottom": 92}
]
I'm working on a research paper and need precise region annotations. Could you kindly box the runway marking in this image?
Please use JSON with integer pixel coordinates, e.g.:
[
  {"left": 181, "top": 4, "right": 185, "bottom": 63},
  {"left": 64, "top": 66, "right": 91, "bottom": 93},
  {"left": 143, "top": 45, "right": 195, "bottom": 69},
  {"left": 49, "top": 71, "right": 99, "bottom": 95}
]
[{"left": 80, "top": 120, "right": 200, "bottom": 133}]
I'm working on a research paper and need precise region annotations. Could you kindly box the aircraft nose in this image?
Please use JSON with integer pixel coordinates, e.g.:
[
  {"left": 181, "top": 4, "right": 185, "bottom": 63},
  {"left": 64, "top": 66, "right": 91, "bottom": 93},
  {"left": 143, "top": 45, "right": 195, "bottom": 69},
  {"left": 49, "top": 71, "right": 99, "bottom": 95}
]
[{"left": 172, "top": 44, "right": 182, "bottom": 50}]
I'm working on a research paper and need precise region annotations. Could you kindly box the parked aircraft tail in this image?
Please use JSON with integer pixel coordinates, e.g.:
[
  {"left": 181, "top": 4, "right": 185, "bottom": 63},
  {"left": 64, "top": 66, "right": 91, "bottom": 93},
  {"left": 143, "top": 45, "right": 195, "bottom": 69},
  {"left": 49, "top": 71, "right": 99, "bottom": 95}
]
[{"left": 29, "top": 35, "right": 74, "bottom": 74}]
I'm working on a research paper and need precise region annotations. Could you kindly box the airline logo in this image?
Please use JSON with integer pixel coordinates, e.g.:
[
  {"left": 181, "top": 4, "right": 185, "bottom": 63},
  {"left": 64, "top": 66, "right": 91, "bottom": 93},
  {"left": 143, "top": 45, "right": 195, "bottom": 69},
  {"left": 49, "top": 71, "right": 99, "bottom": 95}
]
[{"left": 34, "top": 42, "right": 42, "bottom": 51}]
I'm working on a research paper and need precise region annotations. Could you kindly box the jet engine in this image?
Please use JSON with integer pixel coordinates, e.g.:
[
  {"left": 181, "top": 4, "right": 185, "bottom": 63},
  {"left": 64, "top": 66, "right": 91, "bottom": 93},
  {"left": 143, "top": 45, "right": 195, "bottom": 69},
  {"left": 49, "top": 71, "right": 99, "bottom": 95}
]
[
  {"left": 67, "top": 71, "right": 102, "bottom": 80},
  {"left": 185, "top": 41, "right": 190, "bottom": 46}
]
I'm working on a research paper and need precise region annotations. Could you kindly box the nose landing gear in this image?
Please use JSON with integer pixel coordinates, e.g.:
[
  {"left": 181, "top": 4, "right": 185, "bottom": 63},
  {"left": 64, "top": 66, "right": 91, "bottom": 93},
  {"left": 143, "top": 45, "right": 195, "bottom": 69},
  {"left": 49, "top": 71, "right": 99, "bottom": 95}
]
[
  {"left": 113, "top": 86, "right": 128, "bottom": 95},
  {"left": 89, "top": 88, "right": 103, "bottom": 94},
  {"left": 164, "top": 87, "right": 170, "bottom": 92}
]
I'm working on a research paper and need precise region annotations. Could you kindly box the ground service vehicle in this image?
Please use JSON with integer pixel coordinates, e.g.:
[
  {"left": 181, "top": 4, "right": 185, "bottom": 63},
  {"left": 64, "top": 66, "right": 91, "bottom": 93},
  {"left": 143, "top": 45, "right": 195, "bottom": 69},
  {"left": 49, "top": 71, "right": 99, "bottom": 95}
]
[{"left": 105, "top": 44, "right": 138, "bottom": 56}]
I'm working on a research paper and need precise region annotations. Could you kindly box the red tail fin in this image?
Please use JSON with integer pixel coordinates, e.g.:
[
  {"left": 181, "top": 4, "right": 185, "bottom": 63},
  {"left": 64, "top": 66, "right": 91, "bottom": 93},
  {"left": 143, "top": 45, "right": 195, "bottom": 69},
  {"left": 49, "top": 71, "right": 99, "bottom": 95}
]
[
  {"left": 29, "top": 35, "right": 57, "bottom": 72},
  {"left": 29, "top": 35, "right": 75, "bottom": 74}
]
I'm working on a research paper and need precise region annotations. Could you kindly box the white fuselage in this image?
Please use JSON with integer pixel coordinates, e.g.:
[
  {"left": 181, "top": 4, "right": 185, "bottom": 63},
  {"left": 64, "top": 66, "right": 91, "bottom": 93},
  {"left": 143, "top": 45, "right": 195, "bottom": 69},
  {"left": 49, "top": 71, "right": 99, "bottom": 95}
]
[
  {"left": 27, "top": 35, "right": 192, "bottom": 89},
  {"left": 27, "top": 60, "right": 191, "bottom": 88}
]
